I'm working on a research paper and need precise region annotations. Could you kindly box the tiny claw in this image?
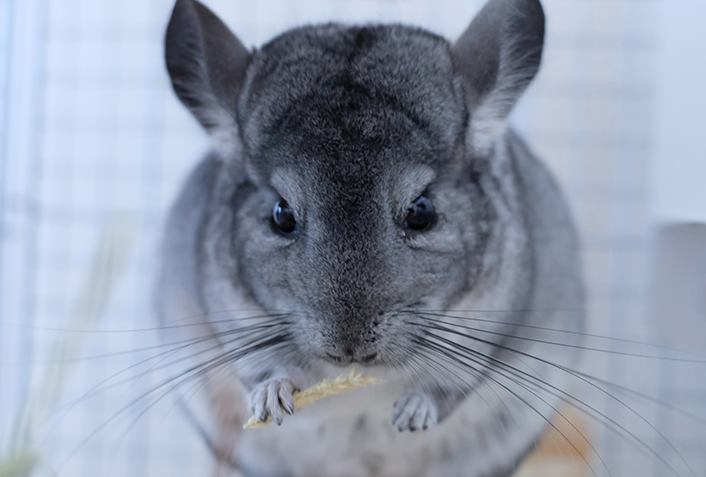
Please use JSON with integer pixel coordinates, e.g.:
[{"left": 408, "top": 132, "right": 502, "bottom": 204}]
[{"left": 248, "top": 376, "right": 298, "bottom": 427}]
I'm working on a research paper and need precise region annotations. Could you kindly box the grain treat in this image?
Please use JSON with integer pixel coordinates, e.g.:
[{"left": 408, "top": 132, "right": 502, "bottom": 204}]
[{"left": 243, "top": 368, "right": 382, "bottom": 429}]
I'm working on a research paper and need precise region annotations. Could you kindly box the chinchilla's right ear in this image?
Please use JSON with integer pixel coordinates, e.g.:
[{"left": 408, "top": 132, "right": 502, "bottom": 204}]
[{"left": 165, "top": 0, "right": 251, "bottom": 154}]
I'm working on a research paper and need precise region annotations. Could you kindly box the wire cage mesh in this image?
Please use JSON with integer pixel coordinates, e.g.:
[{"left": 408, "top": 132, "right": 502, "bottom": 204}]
[{"left": 1, "top": 0, "right": 704, "bottom": 476}]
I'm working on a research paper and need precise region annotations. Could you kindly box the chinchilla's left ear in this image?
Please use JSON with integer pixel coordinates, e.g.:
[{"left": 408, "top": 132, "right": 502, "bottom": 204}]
[
  {"left": 165, "top": 0, "right": 251, "bottom": 154},
  {"left": 452, "top": 0, "right": 544, "bottom": 156}
]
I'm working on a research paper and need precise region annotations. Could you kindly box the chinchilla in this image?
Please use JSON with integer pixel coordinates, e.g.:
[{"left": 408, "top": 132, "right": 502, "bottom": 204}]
[{"left": 157, "top": 0, "right": 584, "bottom": 475}]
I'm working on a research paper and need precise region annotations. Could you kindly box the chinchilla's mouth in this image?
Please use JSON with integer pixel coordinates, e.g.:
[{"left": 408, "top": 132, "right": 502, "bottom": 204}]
[{"left": 322, "top": 351, "right": 380, "bottom": 366}]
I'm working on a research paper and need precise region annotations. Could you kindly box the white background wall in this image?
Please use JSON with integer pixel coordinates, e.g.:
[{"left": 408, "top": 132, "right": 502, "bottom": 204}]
[{"left": 653, "top": 0, "right": 706, "bottom": 223}]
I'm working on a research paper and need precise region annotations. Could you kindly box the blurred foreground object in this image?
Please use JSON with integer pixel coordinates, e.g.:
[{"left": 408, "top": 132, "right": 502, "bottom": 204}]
[{"left": 514, "top": 409, "right": 590, "bottom": 477}]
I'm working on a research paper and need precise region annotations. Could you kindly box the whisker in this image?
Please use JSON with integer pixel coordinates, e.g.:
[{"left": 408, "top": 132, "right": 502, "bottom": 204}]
[
  {"left": 52, "top": 320, "right": 290, "bottom": 413},
  {"left": 5, "top": 310, "right": 292, "bottom": 334},
  {"left": 57, "top": 331, "right": 291, "bottom": 472},
  {"left": 417, "top": 326, "right": 696, "bottom": 477},
  {"left": 18, "top": 317, "right": 290, "bottom": 366},
  {"left": 415, "top": 335, "right": 603, "bottom": 477},
  {"left": 409, "top": 310, "right": 706, "bottom": 360},
  {"left": 411, "top": 313, "right": 706, "bottom": 363},
  {"left": 409, "top": 337, "right": 515, "bottom": 423},
  {"left": 412, "top": 315, "right": 706, "bottom": 427}
]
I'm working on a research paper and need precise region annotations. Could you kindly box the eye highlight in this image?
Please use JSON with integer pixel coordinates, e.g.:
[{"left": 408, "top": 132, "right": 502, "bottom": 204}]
[
  {"left": 273, "top": 199, "right": 297, "bottom": 234},
  {"left": 404, "top": 196, "right": 435, "bottom": 231}
]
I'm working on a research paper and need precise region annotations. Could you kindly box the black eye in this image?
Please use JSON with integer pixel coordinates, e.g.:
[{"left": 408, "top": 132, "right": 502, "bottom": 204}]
[
  {"left": 273, "top": 199, "right": 297, "bottom": 234},
  {"left": 404, "top": 196, "right": 435, "bottom": 231}
]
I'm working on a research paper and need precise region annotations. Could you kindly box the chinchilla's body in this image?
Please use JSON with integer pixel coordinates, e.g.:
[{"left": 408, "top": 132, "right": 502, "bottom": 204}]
[{"left": 158, "top": 1, "right": 584, "bottom": 476}]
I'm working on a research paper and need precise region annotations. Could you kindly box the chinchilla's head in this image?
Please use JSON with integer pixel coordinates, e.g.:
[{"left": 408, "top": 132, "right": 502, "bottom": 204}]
[{"left": 165, "top": 0, "right": 544, "bottom": 368}]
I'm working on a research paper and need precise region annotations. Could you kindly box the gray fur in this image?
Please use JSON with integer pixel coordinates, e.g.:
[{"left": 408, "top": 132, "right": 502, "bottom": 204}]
[{"left": 158, "top": 0, "right": 584, "bottom": 476}]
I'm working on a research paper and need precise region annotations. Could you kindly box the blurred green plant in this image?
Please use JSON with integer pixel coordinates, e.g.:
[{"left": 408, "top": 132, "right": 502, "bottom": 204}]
[{"left": 0, "top": 216, "right": 138, "bottom": 477}]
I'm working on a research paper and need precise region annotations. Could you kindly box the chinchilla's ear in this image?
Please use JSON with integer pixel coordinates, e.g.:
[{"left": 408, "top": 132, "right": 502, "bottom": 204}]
[
  {"left": 452, "top": 0, "right": 544, "bottom": 155},
  {"left": 165, "top": 0, "right": 251, "bottom": 154}
]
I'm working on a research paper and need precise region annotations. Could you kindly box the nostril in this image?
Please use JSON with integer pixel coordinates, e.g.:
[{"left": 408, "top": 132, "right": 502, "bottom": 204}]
[
  {"left": 325, "top": 352, "right": 345, "bottom": 363},
  {"left": 360, "top": 353, "right": 378, "bottom": 363}
]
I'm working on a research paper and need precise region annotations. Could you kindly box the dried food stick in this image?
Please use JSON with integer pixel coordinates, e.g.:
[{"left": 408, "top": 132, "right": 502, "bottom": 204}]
[{"left": 243, "top": 367, "right": 382, "bottom": 429}]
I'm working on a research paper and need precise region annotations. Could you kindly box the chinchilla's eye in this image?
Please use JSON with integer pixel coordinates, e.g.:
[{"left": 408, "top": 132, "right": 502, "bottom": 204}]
[
  {"left": 273, "top": 199, "right": 297, "bottom": 234},
  {"left": 404, "top": 196, "right": 435, "bottom": 231}
]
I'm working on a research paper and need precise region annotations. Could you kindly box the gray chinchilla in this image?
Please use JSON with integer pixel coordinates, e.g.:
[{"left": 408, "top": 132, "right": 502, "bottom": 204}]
[{"left": 158, "top": 0, "right": 584, "bottom": 475}]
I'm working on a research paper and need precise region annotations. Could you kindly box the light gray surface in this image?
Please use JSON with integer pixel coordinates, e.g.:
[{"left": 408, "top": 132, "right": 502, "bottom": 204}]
[{"left": 653, "top": 0, "right": 706, "bottom": 223}]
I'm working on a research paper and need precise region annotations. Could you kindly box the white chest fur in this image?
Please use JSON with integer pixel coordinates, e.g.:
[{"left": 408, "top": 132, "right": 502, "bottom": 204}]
[{"left": 234, "top": 376, "right": 548, "bottom": 477}]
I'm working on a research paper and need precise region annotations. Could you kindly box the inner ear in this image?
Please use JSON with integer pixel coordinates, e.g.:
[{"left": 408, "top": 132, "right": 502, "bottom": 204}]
[
  {"left": 451, "top": 0, "right": 545, "bottom": 154},
  {"left": 165, "top": 0, "right": 251, "bottom": 137}
]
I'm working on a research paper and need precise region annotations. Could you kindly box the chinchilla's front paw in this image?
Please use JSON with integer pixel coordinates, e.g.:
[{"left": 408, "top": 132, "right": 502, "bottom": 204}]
[
  {"left": 249, "top": 377, "right": 299, "bottom": 425},
  {"left": 391, "top": 390, "right": 439, "bottom": 432}
]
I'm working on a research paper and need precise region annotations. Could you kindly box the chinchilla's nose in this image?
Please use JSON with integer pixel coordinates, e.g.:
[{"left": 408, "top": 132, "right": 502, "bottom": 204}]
[{"left": 323, "top": 345, "right": 379, "bottom": 366}]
